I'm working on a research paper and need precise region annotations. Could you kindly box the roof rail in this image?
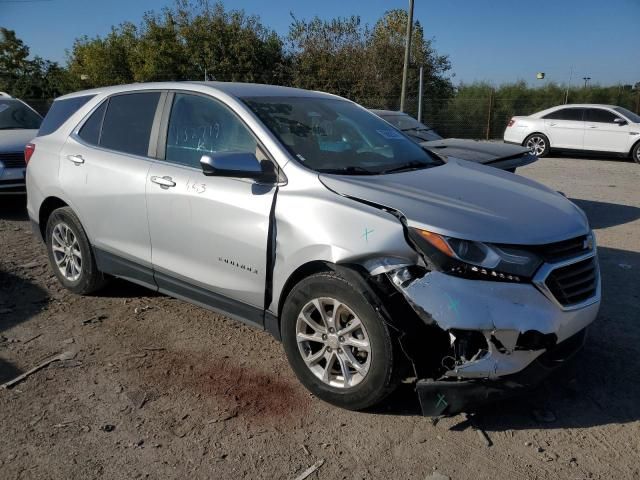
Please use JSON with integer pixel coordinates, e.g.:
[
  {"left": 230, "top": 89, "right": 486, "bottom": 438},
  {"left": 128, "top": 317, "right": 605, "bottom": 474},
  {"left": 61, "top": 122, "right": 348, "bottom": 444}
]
[{"left": 0, "top": 92, "right": 12, "bottom": 98}]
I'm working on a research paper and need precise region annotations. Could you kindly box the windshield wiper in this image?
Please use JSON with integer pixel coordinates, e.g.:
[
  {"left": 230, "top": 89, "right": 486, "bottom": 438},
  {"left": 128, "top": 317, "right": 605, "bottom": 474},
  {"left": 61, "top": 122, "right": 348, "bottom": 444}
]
[
  {"left": 317, "top": 166, "right": 379, "bottom": 175},
  {"left": 380, "top": 161, "right": 433, "bottom": 174}
]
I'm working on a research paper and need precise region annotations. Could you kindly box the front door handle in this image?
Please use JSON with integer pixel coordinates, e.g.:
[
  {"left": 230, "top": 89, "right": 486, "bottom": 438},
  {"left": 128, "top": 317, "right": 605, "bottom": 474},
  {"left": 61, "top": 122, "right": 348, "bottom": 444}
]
[
  {"left": 150, "top": 175, "right": 176, "bottom": 189},
  {"left": 67, "top": 154, "right": 85, "bottom": 165}
]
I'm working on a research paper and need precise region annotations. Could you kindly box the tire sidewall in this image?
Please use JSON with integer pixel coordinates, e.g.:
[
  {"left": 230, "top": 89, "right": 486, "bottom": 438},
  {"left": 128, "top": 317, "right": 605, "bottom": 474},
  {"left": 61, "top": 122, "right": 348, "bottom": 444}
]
[
  {"left": 633, "top": 142, "right": 640, "bottom": 164},
  {"left": 281, "top": 272, "right": 396, "bottom": 410},
  {"left": 45, "top": 208, "right": 99, "bottom": 294}
]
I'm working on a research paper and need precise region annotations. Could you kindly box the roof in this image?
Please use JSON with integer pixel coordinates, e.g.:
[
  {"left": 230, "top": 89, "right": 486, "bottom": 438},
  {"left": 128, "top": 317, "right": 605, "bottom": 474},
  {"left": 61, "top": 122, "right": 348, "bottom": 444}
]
[{"left": 55, "top": 81, "right": 341, "bottom": 101}]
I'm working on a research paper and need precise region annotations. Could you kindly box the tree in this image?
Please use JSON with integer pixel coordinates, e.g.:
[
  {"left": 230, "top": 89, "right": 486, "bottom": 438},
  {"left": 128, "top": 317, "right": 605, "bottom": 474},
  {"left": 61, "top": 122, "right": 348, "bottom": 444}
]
[{"left": 286, "top": 10, "right": 453, "bottom": 112}]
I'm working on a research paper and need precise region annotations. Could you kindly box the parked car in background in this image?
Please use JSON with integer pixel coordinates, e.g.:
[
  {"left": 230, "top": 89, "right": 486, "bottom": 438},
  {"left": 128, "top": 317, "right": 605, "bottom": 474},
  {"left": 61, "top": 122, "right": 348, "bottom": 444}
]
[
  {"left": 371, "top": 109, "right": 537, "bottom": 172},
  {"left": 504, "top": 104, "right": 640, "bottom": 163},
  {"left": 27, "top": 82, "right": 599, "bottom": 415},
  {"left": 0, "top": 93, "right": 43, "bottom": 194}
]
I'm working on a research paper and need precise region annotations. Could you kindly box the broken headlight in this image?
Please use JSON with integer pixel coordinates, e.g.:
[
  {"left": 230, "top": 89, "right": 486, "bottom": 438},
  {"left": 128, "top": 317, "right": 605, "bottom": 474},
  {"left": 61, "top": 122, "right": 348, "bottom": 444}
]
[{"left": 409, "top": 228, "right": 543, "bottom": 282}]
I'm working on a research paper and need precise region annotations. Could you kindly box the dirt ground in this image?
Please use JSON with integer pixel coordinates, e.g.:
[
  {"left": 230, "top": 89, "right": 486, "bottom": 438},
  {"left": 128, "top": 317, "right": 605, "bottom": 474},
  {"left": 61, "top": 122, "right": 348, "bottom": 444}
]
[{"left": 1, "top": 155, "right": 639, "bottom": 480}]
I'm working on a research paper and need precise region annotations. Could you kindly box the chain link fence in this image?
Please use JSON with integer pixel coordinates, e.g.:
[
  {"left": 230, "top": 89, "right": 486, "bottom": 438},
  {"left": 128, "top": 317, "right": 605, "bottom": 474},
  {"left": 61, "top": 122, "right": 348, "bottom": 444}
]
[{"left": 19, "top": 91, "right": 640, "bottom": 141}]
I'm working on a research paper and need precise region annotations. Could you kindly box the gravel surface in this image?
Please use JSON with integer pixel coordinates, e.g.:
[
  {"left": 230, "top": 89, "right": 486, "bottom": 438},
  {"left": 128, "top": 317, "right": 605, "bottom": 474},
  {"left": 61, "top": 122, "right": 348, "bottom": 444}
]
[{"left": 1, "top": 155, "right": 639, "bottom": 479}]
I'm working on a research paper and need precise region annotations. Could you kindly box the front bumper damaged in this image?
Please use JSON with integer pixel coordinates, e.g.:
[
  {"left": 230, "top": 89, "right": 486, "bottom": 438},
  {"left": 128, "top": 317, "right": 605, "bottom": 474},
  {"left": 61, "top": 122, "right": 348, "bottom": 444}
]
[{"left": 388, "top": 269, "right": 600, "bottom": 415}]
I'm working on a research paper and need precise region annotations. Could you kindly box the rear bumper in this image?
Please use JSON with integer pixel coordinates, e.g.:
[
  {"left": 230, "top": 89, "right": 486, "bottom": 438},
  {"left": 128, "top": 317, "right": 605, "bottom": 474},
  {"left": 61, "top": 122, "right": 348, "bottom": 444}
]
[{"left": 416, "top": 328, "right": 587, "bottom": 415}]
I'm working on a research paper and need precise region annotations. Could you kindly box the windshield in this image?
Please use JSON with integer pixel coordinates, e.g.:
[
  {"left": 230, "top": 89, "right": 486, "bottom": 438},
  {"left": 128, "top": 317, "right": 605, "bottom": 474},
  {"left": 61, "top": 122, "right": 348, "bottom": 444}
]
[
  {"left": 613, "top": 107, "right": 640, "bottom": 124},
  {"left": 243, "top": 96, "right": 441, "bottom": 175},
  {"left": 0, "top": 99, "right": 42, "bottom": 130},
  {"left": 380, "top": 113, "right": 442, "bottom": 141}
]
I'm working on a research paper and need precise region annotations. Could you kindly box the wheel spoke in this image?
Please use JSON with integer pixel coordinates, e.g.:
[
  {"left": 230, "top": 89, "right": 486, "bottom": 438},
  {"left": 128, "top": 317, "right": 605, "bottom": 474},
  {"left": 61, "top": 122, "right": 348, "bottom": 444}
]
[
  {"left": 51, "top": 244, "right": 65, "bottom": 253},
  {"left": 52, "top": 230, "right": 65, "bottom": 247},
  {"left": 335, "top": 353, "right": 351, "bottom": 387},
  {"left": 322, "top": 351, "right": 336, "bottom": 383},
  {"left": 304, "top": 348, "right": 326, "bottom": 366},
  {"left": 296, "top": 331, "right": 324, "bottom": 344},
  {"left": 299, "top": 310, "right": 327, "bottom": 334},
  {"left": 341, "top": 347, "right": 366, "bottom": 373},
  {"left": 338, "top": 318, "right": 362, "bottom": 336},
  {"left": 343, "top": 337, "right": 370, "bottom": 351}
]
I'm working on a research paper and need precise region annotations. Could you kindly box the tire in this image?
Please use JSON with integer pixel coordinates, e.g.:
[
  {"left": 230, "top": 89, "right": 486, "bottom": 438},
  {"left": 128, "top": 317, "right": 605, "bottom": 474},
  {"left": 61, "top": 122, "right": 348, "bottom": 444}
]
[
  {"left": 524, "top": 133, "right": 550, "bottom": 157},
  {"left": 281, "top": 271, "right": 400, "bottom": 411},
  {"left": 632, "top": 142, "right": 640, "bottom": 164},
  {"left": 45, "top": 206, "right": 107, "bottom": 295}
]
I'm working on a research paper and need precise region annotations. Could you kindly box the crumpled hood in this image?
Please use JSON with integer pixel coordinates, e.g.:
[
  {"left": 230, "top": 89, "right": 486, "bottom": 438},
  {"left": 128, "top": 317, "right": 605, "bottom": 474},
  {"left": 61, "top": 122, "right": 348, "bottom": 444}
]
[
  {"left": 0, "top": 130, "right": 38, "bottom": 153},
  {"left": 421, "top": 138, "right": 531, "bottom": 164},
  {"left": 319, "top": 159, "right": 589, "bottom": 245}
]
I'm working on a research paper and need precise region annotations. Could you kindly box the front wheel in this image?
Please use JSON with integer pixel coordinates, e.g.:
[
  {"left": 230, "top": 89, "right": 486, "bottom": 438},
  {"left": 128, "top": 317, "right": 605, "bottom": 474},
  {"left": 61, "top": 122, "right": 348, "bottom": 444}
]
[
  {"left": 524, "top": 133, "right": 550, "bottom": 157},
  {"left": 281, "top": 271, "right": 400, "bottom": 411}
]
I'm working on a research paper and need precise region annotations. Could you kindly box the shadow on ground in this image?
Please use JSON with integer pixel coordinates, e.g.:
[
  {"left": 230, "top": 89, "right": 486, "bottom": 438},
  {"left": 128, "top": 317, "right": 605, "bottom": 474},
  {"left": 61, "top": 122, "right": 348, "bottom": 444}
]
[
  {"left": 571, "top": 198, "right": 640, "bottom": 229},
  {"left": 0, "top": 196, "right": 28, "bottom": 221},
  {"left": 0, "top": 270, "right": 48, "bottom": 383}
]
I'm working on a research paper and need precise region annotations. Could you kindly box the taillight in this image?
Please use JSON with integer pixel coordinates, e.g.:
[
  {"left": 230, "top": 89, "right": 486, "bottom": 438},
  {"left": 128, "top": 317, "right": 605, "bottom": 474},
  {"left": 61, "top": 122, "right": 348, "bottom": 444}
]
[
  {"left": 507, "top": 118, "right": 516, "bottom": 127},
  {"left": 24, "top": 143, "right": 35, "bottom": 165}
]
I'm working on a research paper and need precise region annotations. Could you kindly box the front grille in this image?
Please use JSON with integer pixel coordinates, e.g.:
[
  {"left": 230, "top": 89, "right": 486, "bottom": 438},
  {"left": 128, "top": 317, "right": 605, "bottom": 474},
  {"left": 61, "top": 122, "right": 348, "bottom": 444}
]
[
  {"left": 534, "top": 235, "right": 590, "bottom": 262},
  {"left": 544, "top": 257, "right": 598, "bottom": 306},
  {"left": 0, "top": 152, "right": 25, "bottom": 168}
]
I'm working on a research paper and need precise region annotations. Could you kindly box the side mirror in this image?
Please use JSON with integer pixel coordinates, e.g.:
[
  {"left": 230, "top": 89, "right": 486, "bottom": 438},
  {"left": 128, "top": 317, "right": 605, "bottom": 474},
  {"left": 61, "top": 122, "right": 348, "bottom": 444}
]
[
  {"left": 200, "top": 153, "right": 278, "bottom": 183},
  {"left": 613, "top": 118, "right": 627, "bottom": 126}
]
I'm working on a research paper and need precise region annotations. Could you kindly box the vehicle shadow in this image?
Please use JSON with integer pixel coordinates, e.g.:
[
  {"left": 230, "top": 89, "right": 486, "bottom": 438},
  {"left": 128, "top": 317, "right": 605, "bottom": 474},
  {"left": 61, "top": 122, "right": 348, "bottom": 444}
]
[
  {"left": 0, "top": 196, "right": 28, "bottom": 221},
  {"left": 371, "top": 245, "right": 640, "bottom": 431},
  {"left": 570, "top": 198, "right": 640, "bottom": 229},
  {"left": 0, "top": 270, "right": 48, "bottom": 383},
  {"left": 548, "top": 152, "right": 633, "bottom": 162}
]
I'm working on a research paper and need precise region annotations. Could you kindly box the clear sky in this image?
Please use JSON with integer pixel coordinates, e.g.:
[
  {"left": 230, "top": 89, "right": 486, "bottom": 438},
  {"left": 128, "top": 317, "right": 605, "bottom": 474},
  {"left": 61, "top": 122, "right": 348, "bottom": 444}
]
[{"left": 2, "top": 0, "right": 639, "bottom": 86}]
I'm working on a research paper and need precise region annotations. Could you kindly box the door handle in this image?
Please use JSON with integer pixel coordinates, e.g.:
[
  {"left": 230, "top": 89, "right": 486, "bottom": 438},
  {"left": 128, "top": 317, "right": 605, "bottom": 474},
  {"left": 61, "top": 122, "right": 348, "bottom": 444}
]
[
  {"left": 548, "top": 123, "right": 557, "bottom": 126},
  {"left": 67, "top": 154, "right": 85, "bottom": 165},
  {"left": 150, "top": 175, "right": 176, "bottom": 188},
  {"left": 588, "top": 125, "right": 598, "bottom": 129}
]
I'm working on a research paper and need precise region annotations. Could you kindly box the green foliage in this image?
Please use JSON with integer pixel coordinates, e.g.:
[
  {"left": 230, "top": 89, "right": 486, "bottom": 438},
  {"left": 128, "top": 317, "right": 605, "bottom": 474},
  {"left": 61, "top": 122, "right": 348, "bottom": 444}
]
[
  {"left": 287, "top": 9, "right": 453, "bottom": 111},
  {"left": 65, "top": 0, "right": 288, "bottom": 87},
  {"left": 0, "top": 27, "right": 71, "bottom": 109}
]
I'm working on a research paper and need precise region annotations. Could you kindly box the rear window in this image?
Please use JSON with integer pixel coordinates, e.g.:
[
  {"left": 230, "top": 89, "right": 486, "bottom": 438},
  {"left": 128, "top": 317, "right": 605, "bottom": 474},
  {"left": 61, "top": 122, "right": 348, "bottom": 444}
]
[
  {"left": 99, "top": 92, "right": 160, "bottom": 157},
  {"left": 38, "top": 95, "right": 95, "bottom": 137},
  {"left": 543, "top": 108, "right": 585, "bottom": 121}
]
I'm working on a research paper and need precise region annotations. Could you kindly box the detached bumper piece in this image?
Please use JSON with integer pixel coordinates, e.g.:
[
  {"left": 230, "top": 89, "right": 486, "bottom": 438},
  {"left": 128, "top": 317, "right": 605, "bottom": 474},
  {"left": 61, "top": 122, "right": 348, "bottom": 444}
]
[{"left": 416, "top": 328, "right": 587, "bottom": 416}]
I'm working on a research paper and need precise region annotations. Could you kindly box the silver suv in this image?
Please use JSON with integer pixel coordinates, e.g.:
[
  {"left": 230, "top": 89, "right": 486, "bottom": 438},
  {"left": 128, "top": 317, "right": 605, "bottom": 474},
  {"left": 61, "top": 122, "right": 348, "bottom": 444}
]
[{"left": 26, "top": 82, "right": 600, "bottom": 415}]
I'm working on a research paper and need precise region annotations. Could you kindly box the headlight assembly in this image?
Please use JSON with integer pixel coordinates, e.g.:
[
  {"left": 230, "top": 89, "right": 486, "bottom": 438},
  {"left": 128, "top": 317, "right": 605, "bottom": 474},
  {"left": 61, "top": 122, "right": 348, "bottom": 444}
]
[{"left": 409, "top": 228, "right": 543, "bottom": 282}]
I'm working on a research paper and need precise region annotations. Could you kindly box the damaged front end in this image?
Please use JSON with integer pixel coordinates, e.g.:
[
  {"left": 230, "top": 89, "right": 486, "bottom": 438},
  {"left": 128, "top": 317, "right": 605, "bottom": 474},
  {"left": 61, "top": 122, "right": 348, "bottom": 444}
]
[{"left": 369, "top": 228, "right": 601, "bottom": 416}]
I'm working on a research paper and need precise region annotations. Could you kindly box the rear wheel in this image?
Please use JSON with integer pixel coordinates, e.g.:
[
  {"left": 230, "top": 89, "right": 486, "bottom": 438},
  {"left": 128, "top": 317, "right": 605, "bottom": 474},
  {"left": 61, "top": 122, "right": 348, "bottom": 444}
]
[
  {"left": 281, "top": 271, "right": 400, "bottom": 410},
  {"left": 524, "top": 133, "right": 550, "bottom": 157},
  {"left": 45, "top": 207, "right": 107, "bottom": 294},
  {"left": 632, "top": 142, "right": 640, "bottom": 164}
]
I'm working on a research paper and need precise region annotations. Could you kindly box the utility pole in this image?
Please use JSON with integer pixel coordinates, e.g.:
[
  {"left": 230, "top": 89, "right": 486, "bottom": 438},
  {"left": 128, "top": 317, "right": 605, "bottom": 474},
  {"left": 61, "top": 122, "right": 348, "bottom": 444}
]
[
  {"left": 583, "top": 76, "right": 591, "bottom": 88},
  {"left": 564, "top": 65, "right": 573, "bottom": 104},
  {"left": 400, "top": 0, "right": 415, "bottom": 112},
  {"left": 485, "top": 89, "right": 493, "bottom": 140},
  {"left": 417, "top": 65, "right": 424, "bottom": 122}
]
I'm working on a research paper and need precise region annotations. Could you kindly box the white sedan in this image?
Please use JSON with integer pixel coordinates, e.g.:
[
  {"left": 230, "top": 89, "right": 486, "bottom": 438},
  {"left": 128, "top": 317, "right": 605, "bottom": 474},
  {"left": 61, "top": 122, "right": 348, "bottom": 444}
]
[{"left": 504, "top": 104, "right": 640, "bottom": 163}]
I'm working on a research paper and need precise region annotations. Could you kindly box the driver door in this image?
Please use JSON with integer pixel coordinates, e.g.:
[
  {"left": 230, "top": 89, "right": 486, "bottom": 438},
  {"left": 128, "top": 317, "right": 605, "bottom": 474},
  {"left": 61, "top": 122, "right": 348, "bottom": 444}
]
[{"left": 146, "top": 92, "right": 277, "bottom": 325}]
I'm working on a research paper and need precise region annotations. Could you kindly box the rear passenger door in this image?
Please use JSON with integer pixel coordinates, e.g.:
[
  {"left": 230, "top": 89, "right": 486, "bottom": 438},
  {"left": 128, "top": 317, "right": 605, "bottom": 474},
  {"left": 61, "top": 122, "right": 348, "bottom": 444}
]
[
  {"left": 59, "top": 91, "right": 165, "bottom": 288},
  {"left": 543, "top": 107, "right": 585, "bottom": 149},
  {"left": 146, "top": 92, "right": 277, "bottom": 325},
  {"left": 583, "top": 108, "right": 629, "bottom": 153}
]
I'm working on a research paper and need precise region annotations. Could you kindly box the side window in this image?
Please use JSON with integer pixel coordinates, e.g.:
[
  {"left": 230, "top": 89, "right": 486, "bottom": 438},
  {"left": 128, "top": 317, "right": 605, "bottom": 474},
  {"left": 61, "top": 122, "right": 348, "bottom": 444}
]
[
  {"left": 38, "top": 95, "right": 95, "bottom": 137},
  {"left": 78, "top": 101, "right": 107, "bottom": 145},
  {"left": 544, "top": 108, "right": 584, "bottom": 121},
  {"left": 585, "top": 108, "right": 620, "bottom": 124},
  {"left": 165, "top": 93, "right": 257, "bottom": 168},
  {"left": 100, "top": 92, "right": 161, "bottom": 157}
]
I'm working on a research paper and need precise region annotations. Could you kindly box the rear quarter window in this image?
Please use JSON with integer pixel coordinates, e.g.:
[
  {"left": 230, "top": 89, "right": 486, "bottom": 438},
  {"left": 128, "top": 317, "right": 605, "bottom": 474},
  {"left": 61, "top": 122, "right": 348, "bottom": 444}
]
[{"left": 38, "top": 95, "right": 95, "bottom": 137}]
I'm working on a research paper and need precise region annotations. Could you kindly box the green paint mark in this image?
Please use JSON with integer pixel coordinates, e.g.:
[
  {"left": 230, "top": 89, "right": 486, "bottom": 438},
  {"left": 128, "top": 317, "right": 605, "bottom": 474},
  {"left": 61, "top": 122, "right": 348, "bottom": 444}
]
[
  {"left": 362, "top": 228, "right": 374, "bottom": 242},
  {"left": 435, "top": 393, "right": 448, "bottom": 410}
]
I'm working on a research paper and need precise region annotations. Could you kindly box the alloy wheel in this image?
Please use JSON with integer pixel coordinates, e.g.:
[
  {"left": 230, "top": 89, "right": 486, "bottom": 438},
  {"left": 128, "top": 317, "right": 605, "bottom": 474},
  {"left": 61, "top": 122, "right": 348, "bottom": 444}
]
[
  {"left": 295, "top": 297, "right": 371, "bottom": 389},
  {"left": 526, "top": 136, "right": 546, "bottom": 156},
  {"left": 51, "top": 222, "right": 82, "bottom": 282}
]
